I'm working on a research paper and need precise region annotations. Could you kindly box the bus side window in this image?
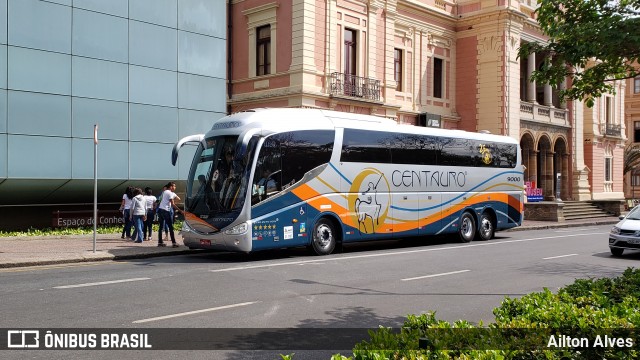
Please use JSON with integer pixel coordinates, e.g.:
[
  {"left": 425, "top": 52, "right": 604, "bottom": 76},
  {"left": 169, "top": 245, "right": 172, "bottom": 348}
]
[
  {"left": 252, "top": 136, "right": 282, "bottom": 204},
  {"left": 280, "top": 130, "right": 334, "bottom": 189}
]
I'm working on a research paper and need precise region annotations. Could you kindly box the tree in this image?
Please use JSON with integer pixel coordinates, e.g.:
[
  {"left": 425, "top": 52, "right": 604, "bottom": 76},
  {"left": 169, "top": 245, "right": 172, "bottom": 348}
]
[
  {"left": 624, "top": 143, "right": 640, "bottom": 175},
  {"left": 518, "top": 0, "right": 640, "bottom": 107}
]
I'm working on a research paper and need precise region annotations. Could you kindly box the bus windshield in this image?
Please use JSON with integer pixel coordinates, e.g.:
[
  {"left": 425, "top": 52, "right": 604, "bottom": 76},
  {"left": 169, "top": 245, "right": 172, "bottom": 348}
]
[{"left": 185, "top": 135, "right": 255, "bottom": 233}]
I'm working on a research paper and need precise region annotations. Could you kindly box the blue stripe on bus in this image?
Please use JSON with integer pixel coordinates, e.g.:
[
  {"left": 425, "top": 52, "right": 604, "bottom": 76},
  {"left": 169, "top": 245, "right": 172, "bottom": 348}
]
[
  {"left": 329, "top": 162, "right": 352, "bottom": 185},
  {"left": 391, "top": 170, "right": 523, "bottom": 212}
]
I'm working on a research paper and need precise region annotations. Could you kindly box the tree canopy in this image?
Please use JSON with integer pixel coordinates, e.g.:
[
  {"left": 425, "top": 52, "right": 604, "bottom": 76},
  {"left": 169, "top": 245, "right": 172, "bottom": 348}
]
[
  {"left": 518, "top": 0, "right": 640, "bottom": 107},
  {"left": 625, "top": 144, "right": 640, "bottom": 175}
]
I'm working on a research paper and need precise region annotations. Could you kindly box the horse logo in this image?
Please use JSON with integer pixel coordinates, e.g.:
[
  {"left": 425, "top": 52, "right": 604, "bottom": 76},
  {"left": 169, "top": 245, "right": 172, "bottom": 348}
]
[
  {"left": 348, "top": 168, "right": 391, "bottom": 234},
  {"left": 479, "top": 144, "right": 493, "bottom": 165}
]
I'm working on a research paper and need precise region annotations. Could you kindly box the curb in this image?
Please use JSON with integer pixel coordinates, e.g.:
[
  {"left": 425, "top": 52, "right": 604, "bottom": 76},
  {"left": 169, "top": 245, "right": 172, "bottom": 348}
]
[
  {"left": 505, "top": 220, "right": 618, "bottom": 232},
  {"left": 0, "top": 249, "right": 208, "bottom": 269}
]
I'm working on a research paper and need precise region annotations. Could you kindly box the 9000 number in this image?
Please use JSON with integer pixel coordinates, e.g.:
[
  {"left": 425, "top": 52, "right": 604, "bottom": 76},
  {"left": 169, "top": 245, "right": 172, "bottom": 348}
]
[{"left": 507, "top": 177, "right": 521, "bottom": 182}]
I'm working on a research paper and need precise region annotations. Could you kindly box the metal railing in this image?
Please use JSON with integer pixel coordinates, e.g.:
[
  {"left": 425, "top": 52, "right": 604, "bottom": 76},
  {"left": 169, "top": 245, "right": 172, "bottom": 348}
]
[
  {"left": 601, "top": 123, "right": 621, "bottom": 137},
  {"left": 329, "top": 72, "right": 381, "bottom": 101}
]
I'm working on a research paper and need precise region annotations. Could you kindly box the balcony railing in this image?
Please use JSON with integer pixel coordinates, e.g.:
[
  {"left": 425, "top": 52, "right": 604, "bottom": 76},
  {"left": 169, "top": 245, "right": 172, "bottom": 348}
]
[
  {"left": 601, "top": 123, "right": 621, "bottom": 137},
  {"left": 520, "top": 101, "right": 568, "bottom": 126},
  {"left": 329, "top": 72, "right": 381, "bottom": 102}
]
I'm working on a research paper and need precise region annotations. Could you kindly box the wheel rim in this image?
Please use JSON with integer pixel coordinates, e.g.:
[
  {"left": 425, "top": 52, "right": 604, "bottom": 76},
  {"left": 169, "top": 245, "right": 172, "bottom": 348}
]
[
  {"left": 480, "top": 217, "right": 493, "bottom": 238},
  {"left": 461, "top": 216, "right": 473, "bottom": 239},
  {"left": 315, "top": 224, "right": 333, "bottom": 249}
]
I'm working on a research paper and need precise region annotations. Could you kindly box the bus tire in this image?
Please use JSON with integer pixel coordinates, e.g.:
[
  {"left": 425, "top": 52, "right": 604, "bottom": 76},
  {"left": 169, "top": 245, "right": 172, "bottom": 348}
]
[
  {"left": 458, "top": 212, "right": 476, "bottom": 243},
  {"left": 312, "top": 218, "right": 336, "bottom": 255},
  {"left": 477, "top": 212, "right": 494, "bottom": 241}
]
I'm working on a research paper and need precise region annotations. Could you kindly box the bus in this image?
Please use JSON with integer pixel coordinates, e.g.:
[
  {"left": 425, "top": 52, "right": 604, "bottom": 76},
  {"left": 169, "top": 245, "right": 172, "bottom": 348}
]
[{"left": 172, "top": 108, "right": 524, "bottom": 255}]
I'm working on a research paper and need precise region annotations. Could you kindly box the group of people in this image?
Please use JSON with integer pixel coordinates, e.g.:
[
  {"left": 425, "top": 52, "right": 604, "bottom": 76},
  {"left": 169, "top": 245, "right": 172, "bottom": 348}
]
[{"left": 119, "top": 182, "right": 182, "bottom": 247}]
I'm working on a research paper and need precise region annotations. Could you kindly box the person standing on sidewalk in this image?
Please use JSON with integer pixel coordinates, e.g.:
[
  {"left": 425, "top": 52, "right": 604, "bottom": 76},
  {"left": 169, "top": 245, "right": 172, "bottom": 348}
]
[
  {"left": 143, "top": 187, "right": 156, "bottom": 241},
  {"left": 120, "top": 186, "right": 134, "bottom": 239},
  {"left": 156, "top": 185, "right": 170, "bottom": 239},
  {"left": 157, "top": 182, "right": 182, "bottom": 247},
  {"left": 129, "top": 187, "right": 147, "bottom": 243}
]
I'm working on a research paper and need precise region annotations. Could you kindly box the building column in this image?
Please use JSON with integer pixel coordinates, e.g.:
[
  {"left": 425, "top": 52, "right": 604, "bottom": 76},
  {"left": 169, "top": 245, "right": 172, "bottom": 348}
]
[
  {"left": 527, "top": 53, "right": 537, "bottom": 103},
  {"left": 545, "top": 150, "right": 555, "bottom": 200},
  {"left": 528, "top": 150, "right": 538, "bottom": 186},
  {"left": 558, "top": 69, "right": 567, "bottom": 109},
  {"left": 562, "top": 153, "right": 570, "bottom": 200},
  {"left": 544, "top": 83, "right": 553, "bottom": 106}
]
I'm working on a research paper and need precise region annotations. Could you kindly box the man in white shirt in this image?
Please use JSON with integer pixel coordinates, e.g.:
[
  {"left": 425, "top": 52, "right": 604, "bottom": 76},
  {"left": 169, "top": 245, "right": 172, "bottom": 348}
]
[{"left": 157, "top": 182, "right": 182, "bottom": 248}]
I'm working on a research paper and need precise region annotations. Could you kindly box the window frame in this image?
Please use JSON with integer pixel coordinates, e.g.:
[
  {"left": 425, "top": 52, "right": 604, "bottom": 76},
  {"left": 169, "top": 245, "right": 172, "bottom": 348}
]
[
  {"left": 433, "top": 57, "right": 443, "bottom": 99},
  {"left": 243, "top": 3, "right": 278, "bottom": 78},
  {"left": 256, "top": 24, "right": 271, "bottom": 76},
  {"left": 394, "top": 48, "right": 403, "bottom": 91},
  {"left": 604, "top": 96, "right": 613, "bottom": 125}
]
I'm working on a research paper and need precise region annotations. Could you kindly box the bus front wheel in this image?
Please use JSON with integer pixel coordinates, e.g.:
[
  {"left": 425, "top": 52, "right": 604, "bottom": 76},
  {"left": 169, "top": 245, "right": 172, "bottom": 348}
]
[
  {"left": 458, "top": 212, "right": 476, "bottom": 243},
  {"left": 312, "top": 218, "right": 336, "bottom": 255}
]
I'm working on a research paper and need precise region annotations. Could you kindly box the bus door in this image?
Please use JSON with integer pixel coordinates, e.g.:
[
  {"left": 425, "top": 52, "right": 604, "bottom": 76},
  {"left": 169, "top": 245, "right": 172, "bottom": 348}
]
[{"left": 251, "top": 130, "right": 334, "bottom": 250}]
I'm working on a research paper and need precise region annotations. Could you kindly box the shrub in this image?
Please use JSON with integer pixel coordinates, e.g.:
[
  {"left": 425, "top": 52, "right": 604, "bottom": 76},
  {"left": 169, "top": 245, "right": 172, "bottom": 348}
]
[{"left": 321, "top": 268, "right": 640, "bottom": 360}]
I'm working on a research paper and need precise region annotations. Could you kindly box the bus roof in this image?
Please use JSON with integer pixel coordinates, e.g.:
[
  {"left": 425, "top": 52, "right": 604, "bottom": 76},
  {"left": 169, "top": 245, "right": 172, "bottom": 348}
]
[{"left": 208, "top": 108, "right": 518, "bottom": 145}]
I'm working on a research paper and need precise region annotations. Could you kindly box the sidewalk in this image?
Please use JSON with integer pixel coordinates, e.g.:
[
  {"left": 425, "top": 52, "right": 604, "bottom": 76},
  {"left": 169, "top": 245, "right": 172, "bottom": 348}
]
[{"left": 0, "top": 218, "right": 620, "bottom": 268}]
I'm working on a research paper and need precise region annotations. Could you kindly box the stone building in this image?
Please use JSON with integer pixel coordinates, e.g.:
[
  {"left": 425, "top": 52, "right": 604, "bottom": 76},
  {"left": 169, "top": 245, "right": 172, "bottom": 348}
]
[{"left": 228, "top": 0, "right": 625, "bottom": 210}]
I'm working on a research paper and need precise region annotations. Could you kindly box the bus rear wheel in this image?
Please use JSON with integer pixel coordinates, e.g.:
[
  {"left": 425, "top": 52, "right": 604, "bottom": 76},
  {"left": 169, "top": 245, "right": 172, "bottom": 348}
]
[
  {"left": 458, "top": 212, "right": 476, "bottom": 243},
  {"left": 477, "top": 212, "right": 494, "bottom": 241},
  {"left": 312, "top": 218, "right": 336, "bottom": 255}
]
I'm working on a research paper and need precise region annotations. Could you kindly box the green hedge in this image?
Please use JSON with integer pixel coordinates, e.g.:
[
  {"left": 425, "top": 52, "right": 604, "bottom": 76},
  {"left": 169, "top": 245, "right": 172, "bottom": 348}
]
[{"left": 320, "top": 268, "right": 640, "bottom": 360}]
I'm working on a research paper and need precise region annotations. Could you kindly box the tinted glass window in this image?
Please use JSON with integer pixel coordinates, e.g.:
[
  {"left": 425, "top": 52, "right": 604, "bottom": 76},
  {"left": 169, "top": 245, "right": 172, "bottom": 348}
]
[
  {"left": 438, "top": 137, "right": 475, "bottom": 167},
  {"left": 280, "top": 130, "right": 334, "bottom": 188},
  {"left": 341, "top": 129, "right": 517, "bottom": 168},
  {"left": 390, "top": 134, "right": 438, "bottom": 165},
  {"left": 253, "top": 130, "right": 334, "bottom": 205},
  {"left": 341, "top": 129, "right": 392, "bottom": 163}
]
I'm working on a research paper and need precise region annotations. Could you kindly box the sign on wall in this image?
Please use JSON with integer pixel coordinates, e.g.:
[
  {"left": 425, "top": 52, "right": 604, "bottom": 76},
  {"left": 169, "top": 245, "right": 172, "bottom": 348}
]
[{"left": 525, "top": 181, "right": 543, "bottom": 202}]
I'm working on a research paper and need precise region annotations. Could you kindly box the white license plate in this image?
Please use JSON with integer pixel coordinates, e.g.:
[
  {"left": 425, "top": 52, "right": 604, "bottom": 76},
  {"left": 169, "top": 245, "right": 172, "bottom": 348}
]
[{"left": 627, "top": 238, "right": 640, "bottom": 245}]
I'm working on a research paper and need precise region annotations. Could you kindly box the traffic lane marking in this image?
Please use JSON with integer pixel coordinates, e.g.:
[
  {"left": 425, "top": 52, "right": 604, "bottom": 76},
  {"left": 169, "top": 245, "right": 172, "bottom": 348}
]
[
  {"left": 132, "top": 301, "right": 260, "bottom": 324},
  {"left": 209, "top": 233, "right": 607, "bottom": 273},
  {"left": 53, "top": 277, "right": 151, "bottom": 289},
  {"left": 542, "top": 254, "right": 578, "bottom": 260},
  {"left": 401, "top": 269, "right": 470, "bottom": 282}
]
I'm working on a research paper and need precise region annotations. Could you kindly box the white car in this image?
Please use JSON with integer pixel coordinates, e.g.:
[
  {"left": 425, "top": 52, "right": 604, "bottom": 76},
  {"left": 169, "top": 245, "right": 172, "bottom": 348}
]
[{"left": 609, "top": 206, "right": 640, "bottom": 256}]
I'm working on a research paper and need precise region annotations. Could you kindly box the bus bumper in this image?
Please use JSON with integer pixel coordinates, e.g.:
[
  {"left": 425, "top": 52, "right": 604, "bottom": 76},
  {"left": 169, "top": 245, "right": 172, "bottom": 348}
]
[{"left": 180, "top": 222, "right": 252, "bottom": 252}]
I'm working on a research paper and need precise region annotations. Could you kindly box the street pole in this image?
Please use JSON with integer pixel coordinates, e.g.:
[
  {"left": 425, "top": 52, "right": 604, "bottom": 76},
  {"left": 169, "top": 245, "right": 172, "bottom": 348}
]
[{"left": 93, "top": 124, "right": 98, "bottom": 253}]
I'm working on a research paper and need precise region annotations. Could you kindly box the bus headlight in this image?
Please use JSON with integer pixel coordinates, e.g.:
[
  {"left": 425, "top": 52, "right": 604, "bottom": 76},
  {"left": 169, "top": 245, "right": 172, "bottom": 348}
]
[{"left": 224, "top": 222, "right": 248, "bottom": 235}]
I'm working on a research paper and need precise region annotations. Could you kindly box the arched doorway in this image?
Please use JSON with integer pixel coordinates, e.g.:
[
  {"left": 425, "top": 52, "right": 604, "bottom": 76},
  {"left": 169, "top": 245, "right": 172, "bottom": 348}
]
[
  {"left": 520, "top": 133, "right": 536, "bottom": 184},
  {"left": 537, "top": 135, "right": 554, "bottom": 200},
  {"left": 553, "top": 137, "right": 569, "bottom": 200}
]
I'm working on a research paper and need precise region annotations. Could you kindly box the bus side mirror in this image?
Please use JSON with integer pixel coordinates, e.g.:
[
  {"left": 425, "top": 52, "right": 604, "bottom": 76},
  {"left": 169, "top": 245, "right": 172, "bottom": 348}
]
[
  {"left": 234, "top": 128, "right": 261, "bottom": 161},
  {"left": 172, "top": 134, "right": 204, "bottom": 166}
]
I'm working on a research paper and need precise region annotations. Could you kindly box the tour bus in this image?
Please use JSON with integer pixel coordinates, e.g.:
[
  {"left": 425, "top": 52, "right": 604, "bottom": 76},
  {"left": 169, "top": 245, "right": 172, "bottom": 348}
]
[{"left": 172, "top": 108, "right": 524, "bottom": 255}]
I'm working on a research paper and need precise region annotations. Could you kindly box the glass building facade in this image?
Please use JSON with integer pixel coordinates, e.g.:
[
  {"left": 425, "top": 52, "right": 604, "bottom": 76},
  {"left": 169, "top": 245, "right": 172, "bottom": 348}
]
[{"left": 0, "top": 0, "right": 226, "bottom": 228}]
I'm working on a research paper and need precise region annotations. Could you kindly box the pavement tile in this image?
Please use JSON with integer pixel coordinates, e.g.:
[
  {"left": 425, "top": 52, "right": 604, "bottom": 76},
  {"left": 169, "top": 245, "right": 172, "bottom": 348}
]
[{"left": 0, "top": 218, "right": 620, "bottom": 268}]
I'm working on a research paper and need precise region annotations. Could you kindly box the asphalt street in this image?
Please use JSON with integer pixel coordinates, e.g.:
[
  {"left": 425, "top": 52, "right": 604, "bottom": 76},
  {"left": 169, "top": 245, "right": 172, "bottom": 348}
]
[{"left": 0, "top": 224, "right": 637, "bottom": 359}]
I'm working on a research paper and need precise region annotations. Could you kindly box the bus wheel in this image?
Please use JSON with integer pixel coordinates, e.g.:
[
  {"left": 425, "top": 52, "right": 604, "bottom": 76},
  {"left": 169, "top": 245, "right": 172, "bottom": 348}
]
[
  {"left": 477, "top": 212, "right": 494, "bottom": 241},
  {"left": 458, "top": 212, "right": 476, "bottom": 243},
  {"left": 312, "top": 218, "right": 336, "bottom": 255}
]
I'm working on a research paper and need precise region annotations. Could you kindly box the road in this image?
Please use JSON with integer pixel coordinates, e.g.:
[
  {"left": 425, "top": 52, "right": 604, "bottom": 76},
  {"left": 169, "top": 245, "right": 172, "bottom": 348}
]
[{"left": 1, "top": 224, "right": 637, "bottom": 359}]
